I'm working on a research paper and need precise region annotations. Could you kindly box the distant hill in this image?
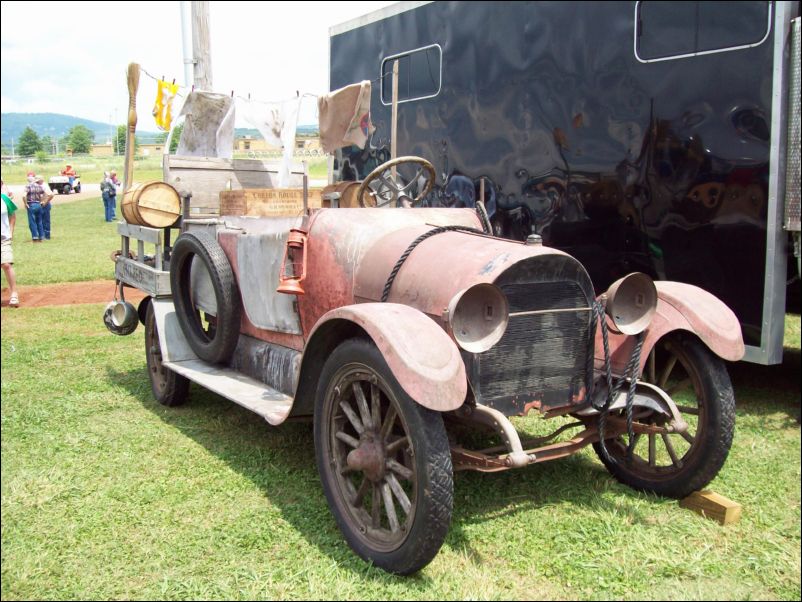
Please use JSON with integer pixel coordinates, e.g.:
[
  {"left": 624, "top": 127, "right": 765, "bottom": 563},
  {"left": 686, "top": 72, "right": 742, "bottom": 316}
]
[
  {"left": 0, "top": 113, "right": 161, "bottom": 146},
  {"left": 1, "top": 112, "right": 319, "bottom": 147}
]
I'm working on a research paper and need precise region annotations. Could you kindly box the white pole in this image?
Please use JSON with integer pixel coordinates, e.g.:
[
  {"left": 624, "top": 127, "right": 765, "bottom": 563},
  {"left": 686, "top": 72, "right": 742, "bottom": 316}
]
[{"left": 180, "top": 1, "right": 194, "bottom": 87}]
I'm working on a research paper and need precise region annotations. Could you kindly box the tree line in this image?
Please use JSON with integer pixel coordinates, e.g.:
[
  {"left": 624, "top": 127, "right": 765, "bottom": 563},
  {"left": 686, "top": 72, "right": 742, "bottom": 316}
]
[{"left": 8, "top": 124, "right": 182, "bottom": 158}]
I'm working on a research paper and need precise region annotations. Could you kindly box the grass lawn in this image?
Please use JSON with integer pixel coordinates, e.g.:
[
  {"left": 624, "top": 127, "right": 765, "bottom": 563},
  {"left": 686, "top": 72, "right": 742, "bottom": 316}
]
[
  {"left": 2, "top": 156, "right": 164, "bottom": 187},
  {"left": 7, "top": 197, "right": 126, "bottom": 285},
  {"left": 1, "top": 201, "right": 800, "bottom": 600},
  {"left": 2, "top": 155, "right": 328, "bottom": 187}
]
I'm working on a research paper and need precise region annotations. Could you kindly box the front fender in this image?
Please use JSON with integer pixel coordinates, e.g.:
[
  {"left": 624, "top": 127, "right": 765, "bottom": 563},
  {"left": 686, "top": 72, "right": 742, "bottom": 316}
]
[
  {"left": 597, "top": 281, "right": 745, "bottom": 373},
  {"left": 307, "top": 303, "right": 467, "bottom": 411}
]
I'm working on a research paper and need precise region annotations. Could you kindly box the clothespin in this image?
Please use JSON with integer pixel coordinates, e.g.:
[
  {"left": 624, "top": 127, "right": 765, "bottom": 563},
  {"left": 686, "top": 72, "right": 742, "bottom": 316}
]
[
  {"left": 172, "top": 78, "right": 175, "bottom": 85},
  {"left": 231, "top": 90, "right": 234, "bottom": 98},
  {"left": 248, "top": 93, "right": 251, "bottom": 100}
]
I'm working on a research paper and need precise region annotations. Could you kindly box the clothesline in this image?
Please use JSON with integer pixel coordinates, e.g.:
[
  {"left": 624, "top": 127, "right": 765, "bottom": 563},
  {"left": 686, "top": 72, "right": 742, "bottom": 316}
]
[
  {"left": 138, "top": 64, "right": 389, "bottom": 107},
  {"left": 138, "top": 62, "right": 377, "bottom": 162}
]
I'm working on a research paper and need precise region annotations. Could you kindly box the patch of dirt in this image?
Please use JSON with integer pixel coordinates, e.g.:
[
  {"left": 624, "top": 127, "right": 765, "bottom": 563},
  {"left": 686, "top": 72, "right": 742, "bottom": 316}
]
[{"left": 1, "top": 280, "right": 147, "bottom": 309}]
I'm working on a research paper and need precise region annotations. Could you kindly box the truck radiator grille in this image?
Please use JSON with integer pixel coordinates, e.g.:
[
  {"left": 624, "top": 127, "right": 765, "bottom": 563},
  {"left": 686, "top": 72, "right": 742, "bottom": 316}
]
[{"left": 477, "top": 281, "right": 591, "bottom": 413}]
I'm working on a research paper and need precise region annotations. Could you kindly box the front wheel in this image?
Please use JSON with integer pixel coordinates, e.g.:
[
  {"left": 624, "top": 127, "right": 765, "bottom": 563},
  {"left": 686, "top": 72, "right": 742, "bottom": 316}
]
[
  {"left": 314, "top": 338, "right": 453, "bottom": 574},
  {"left": 593, "top": 334, "right": 735, "bottom": 499}
]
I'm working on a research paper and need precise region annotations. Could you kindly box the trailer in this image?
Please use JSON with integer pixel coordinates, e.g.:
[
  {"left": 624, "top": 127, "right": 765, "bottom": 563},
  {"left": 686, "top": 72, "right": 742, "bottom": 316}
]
[{"left": 329, "top": 0, "right": 801, "bottom": 364}]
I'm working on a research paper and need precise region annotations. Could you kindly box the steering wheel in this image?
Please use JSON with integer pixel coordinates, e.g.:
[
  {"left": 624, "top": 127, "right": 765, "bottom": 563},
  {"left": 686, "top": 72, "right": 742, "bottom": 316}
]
[{"left": 357, "top": 156, "right": 436, "bottom": 208}]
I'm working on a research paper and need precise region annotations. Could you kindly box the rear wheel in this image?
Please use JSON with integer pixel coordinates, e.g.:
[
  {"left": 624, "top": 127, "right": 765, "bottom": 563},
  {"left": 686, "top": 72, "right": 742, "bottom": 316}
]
[
  {"left": 314, "top": 338, "right": 453, "bottom": 574},
  {"left": 145, "top": 303, "right": 189, "bottom": 406},
  {"left": 594, "top": 334, "right": 735, "bottom": 498}
]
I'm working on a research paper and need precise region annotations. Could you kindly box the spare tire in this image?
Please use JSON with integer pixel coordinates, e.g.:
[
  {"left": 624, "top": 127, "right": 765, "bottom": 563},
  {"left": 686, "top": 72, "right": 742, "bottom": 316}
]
[{"left": 170, "top": 230, "right": 241, "bottom": 364}]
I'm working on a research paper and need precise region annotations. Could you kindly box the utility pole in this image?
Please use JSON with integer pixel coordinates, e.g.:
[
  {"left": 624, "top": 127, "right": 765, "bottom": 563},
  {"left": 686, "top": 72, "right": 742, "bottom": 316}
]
[{"left": 191, "top": 1, "right": 213, "bottom": 90}]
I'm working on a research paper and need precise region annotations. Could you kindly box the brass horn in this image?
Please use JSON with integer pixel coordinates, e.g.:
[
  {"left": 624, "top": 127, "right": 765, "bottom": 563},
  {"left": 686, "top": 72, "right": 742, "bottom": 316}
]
[{"left": 604, "top": 272, "right": 657, "bottom": 335}]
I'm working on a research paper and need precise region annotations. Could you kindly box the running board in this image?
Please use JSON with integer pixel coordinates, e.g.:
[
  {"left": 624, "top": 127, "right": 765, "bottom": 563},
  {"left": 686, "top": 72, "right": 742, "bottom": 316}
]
[
  {"left": 150, "top": 298, "right": 294, "bottom": 426},
  {"left": 164, "top": 359, "right": 293, "bottom": 425}
]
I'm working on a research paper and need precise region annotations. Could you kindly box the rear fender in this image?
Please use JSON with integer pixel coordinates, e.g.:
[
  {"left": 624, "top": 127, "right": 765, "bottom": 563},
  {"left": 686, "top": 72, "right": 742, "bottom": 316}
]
[
  {"left": 301, "top": 303, "right": 467, "bottom": 412},
  {"left": 137, "top": 295, "right": 152, "bottom": 326},
  {"left": 597, "top": 281, "right": 745, "bottom": 374}
]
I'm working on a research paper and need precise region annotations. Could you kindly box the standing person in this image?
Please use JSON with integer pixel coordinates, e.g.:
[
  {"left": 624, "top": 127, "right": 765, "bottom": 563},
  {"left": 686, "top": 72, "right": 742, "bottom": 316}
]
[
  {"left": 109, "top": 170, "right": 120, "bottom": 221},
  {"left": 23, "top": 173, "right": 51, "bottom": 242},
  {"left": 1, "top": 179, "right": 20, "bottom": 307},
  {"left": 101, "top": 171, "right": 113, "bottom": 222},
  {"left": 37, "top": 175, "right": 54, "bottom": 240}
]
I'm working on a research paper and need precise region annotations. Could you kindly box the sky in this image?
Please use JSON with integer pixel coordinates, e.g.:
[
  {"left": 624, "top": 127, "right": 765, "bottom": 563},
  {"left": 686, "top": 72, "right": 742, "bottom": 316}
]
[{"left": 0, "top": 0, "right": 397, "bottom": 132}]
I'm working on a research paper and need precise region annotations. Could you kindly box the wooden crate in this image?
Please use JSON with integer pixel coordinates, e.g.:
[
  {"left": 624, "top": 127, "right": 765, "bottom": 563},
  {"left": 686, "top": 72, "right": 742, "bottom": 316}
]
[{"left": 219, "top": 188, "right": 324, "bottom": 217}]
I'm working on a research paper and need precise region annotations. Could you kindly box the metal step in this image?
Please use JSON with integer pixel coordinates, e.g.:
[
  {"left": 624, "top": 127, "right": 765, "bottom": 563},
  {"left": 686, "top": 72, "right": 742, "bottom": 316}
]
[
  {"left": 151, "top": 298, "right": 294, "bottom": 425},
  {"left": 164, "top": 358, "right": 293, "bottom": 425}
]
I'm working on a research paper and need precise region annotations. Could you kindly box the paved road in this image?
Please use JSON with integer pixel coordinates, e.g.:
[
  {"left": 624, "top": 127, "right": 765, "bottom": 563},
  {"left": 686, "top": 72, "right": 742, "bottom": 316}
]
[
  {"left": 9, "top": 182, "right": 100, "bottom": 206},
  {"left": 6, "top": 183, "right": 102, "bottom": 206}
]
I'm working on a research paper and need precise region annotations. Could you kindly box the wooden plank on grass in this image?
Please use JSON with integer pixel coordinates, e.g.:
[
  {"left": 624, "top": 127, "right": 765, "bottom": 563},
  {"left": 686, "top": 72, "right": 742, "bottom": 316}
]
[{"left": 679, "top": 490, "right": 742, "bottom": 525}]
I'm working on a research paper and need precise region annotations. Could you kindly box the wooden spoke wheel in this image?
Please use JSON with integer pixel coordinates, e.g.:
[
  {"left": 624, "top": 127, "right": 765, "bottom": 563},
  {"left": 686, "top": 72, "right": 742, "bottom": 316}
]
[
  {"left": 145, "top": 302, "right": 189, "bottom": 406},
  {"left": 314, "top": 338, "right": 452, "bottom": 574},
  {"left": 594, "top": 333, "right": 735, "bottom": 499}
]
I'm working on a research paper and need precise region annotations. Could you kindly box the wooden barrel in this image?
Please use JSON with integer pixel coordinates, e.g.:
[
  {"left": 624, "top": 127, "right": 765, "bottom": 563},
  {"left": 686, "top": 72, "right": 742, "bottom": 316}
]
[
  {"left": 122, "top": 181, "right": 181, "bottom": 228},
  {"left": 321, "top": 181, "right": 362, "bottom": 208}
]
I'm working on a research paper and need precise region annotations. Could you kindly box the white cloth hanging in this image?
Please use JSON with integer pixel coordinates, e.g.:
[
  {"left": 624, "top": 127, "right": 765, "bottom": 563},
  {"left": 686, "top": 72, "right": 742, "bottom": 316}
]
[
  {"left": 240, "top": 96, "right": 301, "bottom": 187},
  {"left": 176, "top": 91, "right": 236, "bottom": 159}
]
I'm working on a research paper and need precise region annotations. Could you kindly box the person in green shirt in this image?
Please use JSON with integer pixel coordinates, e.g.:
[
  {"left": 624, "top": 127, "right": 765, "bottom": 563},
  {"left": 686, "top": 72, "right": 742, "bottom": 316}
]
[{"left": 1, "top": 179, "right": 19, "bottom": 307}]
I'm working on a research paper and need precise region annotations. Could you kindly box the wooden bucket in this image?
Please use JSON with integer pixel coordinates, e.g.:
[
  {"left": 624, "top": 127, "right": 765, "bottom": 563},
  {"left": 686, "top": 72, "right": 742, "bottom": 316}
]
[
  {"left": 122, "top": 181, "right": 181, "bottom": 228},
  {"left": 321, "top": 181, "right": 362, "bottom": 208}
]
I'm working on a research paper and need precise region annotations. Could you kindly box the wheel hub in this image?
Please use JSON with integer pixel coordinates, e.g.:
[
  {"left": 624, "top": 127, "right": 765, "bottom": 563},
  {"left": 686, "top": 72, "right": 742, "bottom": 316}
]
[{"left": 346, "top": 434, "right": 386, "bottom": 482}]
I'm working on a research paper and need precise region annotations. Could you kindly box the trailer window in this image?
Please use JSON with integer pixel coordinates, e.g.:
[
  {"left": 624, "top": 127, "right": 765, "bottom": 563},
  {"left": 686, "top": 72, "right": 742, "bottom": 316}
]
[
  {"left": 381, "top": 44, "right": 442, "bottom": 104},
  {"left": 635, "top": 1, "right": 771, "bottom": 62}
]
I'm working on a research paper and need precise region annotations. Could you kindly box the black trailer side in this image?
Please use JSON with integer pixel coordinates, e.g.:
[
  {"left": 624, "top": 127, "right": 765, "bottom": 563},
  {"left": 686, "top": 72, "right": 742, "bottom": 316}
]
[{"left": 329, "top": 0, "right": 801, "bottom": 364}]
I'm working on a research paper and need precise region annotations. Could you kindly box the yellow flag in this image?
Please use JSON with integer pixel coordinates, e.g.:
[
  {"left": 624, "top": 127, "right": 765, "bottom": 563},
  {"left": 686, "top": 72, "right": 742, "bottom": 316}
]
[{"left": 153, "top": 80, "right": 180, "bottom": 131}]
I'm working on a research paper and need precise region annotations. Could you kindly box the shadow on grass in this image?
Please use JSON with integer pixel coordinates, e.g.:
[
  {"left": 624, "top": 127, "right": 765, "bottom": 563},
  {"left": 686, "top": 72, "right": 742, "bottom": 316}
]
[
  {"left": 727, "top": 348, "right": 801, "bottom": 424},
  {"left": 108, "top": 365, "right": 651, "bottom": 580}
]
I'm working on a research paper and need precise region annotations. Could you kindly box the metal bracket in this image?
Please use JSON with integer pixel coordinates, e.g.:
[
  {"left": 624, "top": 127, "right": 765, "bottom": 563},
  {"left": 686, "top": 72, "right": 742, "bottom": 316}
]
[{"left": 458, "top": 403, "right": 533, "bottom": 467}]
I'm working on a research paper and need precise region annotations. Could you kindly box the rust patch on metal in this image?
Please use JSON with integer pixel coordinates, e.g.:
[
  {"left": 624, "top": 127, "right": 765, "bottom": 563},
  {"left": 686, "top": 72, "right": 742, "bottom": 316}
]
[{"left": 521, "top": 399, "right": 543, "bottom": 415}]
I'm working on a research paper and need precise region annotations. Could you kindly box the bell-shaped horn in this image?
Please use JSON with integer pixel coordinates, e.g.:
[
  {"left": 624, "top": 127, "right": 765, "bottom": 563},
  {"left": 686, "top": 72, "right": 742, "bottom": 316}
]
[{"left": 604, "top": 272, "right": 657, "bottom": 335}]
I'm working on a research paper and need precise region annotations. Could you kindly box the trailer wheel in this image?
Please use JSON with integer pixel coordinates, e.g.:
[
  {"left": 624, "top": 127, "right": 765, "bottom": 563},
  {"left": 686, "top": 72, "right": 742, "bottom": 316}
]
[
  {"left": 170, "top": 230, "right": 241, "bottom": 364},
  {"left": 594, "top": 333, "right": 735, "bottom": 499},
  {"left": 314, "top": 338, "right": 453, "bottom": 574},
  {"left": 145, "top": 302, "right": 189, "bottom": 406}
]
